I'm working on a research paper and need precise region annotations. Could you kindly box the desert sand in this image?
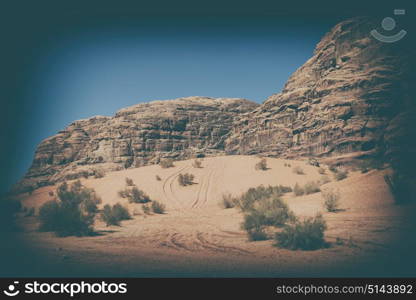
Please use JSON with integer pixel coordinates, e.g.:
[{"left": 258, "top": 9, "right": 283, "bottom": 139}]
[{"left": 15, "top": 156, "right": 416, "bottom": 277}]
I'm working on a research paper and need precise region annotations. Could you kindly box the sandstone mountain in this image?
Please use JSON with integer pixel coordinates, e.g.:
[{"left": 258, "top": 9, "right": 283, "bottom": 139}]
[
  {"left": 17, "top": 17, "right": 413, "bottom": 192},
  {"left": 225, "top": 17, "right": 413, "bottom": 166}
]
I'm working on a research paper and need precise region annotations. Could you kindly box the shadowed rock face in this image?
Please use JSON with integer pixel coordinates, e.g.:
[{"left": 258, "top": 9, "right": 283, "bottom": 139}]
[
  {"left": 20, "top": 97, "right": 258, "bottom": 190},
  {"left": 224, "top": 17, "right": 414, "bottom": 163},
  {"left": 17, "top": 17, "right": 414, "bottom": 192}
]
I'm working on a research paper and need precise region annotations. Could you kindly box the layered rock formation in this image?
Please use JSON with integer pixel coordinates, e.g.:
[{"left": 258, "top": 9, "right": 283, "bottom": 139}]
[
  {"left": 225, "top": 17, "right": 413, "bottom": 163},
  {"left": 20, "top": 97, "right": 257, "bottom": 190}
]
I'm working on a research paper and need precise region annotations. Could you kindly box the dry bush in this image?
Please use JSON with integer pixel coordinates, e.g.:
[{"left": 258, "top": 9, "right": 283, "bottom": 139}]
[
  {"left": 160, "top": 159, "right": 174, "bottom": 168},
  {"left": 304, "top": 181, "right": 321, "bottom": 195},
  {"left": 127, "top": 187, "right": 151, "bottom": 203},
  {"left": 142, "top": 204, "right": 151, "bottom": 215},
  {"left": 255, "top": 158, "right": 268, "bottom": 171},
  {"left": 274, "top": 214, "right": 327, "bottom": 250},
  {"left": 125, "top": 177, "right": 135, "bottom": 186},
  {"left": 101, "top": 203, "right": 131, "bottom": 226},
  {"left": 293, "top": 183, "right": 305, "bottom": 196},
  {"left": 221, "top": 193, "right": 237, "bottom": 209},
  {"left": 178, "top": 173, "right": 194, "bottom": 186},
  {"left": 335, "top": 169, "right": 348, "bottom": 181},
  {"left": 323, "top": 189, "right": 341, "bottom": 212},
  {"left": 93, "top": 168, "right": 106, "bottom": 178}
]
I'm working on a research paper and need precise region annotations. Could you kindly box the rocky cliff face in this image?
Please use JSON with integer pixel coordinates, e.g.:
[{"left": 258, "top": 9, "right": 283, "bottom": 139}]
[
  {"left": 225, "top": 17, "right": 413, "bottom": 164},
  {"left": 20, "top": 97, "right": 258, "bottom": 190},
  {"left": 18, "top": 17, "right": 414, "bottom": 192}
]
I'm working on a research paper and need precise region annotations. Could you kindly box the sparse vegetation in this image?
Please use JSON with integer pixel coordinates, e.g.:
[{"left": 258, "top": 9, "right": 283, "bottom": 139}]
[
  {"left": 255, "top": 158, "right": 268, "bottom": 171},
  {"left": 319, "top": 175, "right": 331, "bottom": 185},
  {"left": 142, "top": 204, "right": 151, "bottom": 215},
  {"left": 323, "top": 189, "right": 341, "bottom": 212},
  {"left": 233, "top": 185, "right": 291, "bottom": 211},
  {"left": 160, "top": 159, "right": 174, "bottom": 168},
  {"left": 192, "top": 159, "right": 202, "bottom": 168},
  {"left": 221, "top": 193, "right": 237, "bottom": 209},
  {"left": 156, "top": 175, "right": 162, "bottom": 181},
  {"left": 274, "top": 214, "right": 327, "bottom": 250},
  {"left": 101, "top": 203, "right": 131, "bottom": 226},
  {"left": 293, "top": 183, "right": 305, "bottom": 196},
  {"left": 151, "top": 201, "right": 166, "bottom": 214},
  {"left": 304, "top": 181, "right": 321, "bottom": 195},
  {"left": 335, "top": 169, "right": 348, "bottom": 181},
  {"left": 126, "top": 187, "right": 151, "bottom": 203},
  {"left": 38, "top": 180, "right": 101, "bottom": 236},
  {"left": 125, "top": 177, "right": 135, "bottom": 186},
  {"left": 178, "top": 173, "right": 194, "bottom": 186},
  {"left": 293, "top": 166, "right": 305, "bottom": 175}
]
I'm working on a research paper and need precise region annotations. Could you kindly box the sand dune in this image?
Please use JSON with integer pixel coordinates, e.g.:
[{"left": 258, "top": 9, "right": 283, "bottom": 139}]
[{"left": 17, "top": 156, "right": 415, "bottom": 276}]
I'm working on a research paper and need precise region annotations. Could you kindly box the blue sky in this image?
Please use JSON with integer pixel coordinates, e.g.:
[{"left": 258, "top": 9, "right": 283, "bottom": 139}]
[{"left": 4, "top": 16, "right": 341, "bottom": 192}]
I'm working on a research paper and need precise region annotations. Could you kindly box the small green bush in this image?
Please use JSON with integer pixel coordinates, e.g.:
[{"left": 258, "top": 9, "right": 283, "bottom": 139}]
[
  {"left": 178, "top": 173, "right": 194, "bottom": 186},
  {"left": 293, "top": 166, "right": 305, "bottom": 175},
  {"left": 151, "top": 201, "right": 166, "bottom": 214},
  {"left": 160, "top": 159, "right": 174, "bottom": 168},
  {"left": 274, "top": 214, "right": 327, "bottom": 250},
  {"left": 293, "top": 183, "right": 305, "bottom": 196},
  {"left": 323, "top": 189, "right": 341, "bottom": 212},
  {"left": 38, "top": 180, "right": 101, "bottom": 236},
  {"left": 255, "top": 158, "right": 268, "bottom": 170}
]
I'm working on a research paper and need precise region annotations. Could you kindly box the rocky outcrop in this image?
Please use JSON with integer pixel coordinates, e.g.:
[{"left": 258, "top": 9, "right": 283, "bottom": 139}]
[
  {"left": 19, "top": 97, "right": 258, "bottom": 190},
  {"left": 225, "top": 17, "right": 413, "bottom": 164}
]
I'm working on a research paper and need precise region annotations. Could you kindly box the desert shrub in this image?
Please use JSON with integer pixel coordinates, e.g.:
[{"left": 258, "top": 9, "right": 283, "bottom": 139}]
[
  {"left": 278, "top": 185, "right": 292, "bottom": 193},
  {"left": 38, "top": 181, "right": 101, "bottom": 236},
  {"left": 125, "top": 177, "right": 135, "bottom": 186},
  {"left": 151, "top": 201, "right": 166, "bottom": 214},
  {"left": 304, "top": 181, "right": 321, "bottom": 195},
  {"left": 178, "top": 173, "right": 194, "bottom": 186},
  {"left": 293, "top": 166, "right": 305, "bottom": 175},
  {"left": 329, "top": 165, "right": 338, "bottom": 173},
  {"left": 142, "top": 204, "right": 151, "bottom": 215},
  {"left": 192, "top": 159, "right": 202, "bottom": 168},
  {"left": 221, "top": 193, "right": 237, "bottom": 209},
  {"left": 242, "top": 195, "right": 295, "bottom": 241},
  {"left": 156, "top": 175, "right": 162, "bottom": 181},
  {"left": 93, "top": 168, "right": 106, "bottom": 178},
  {"left": 318, "top": 167, "right": 326, "bottom": 175},
  {"left": 323, "top": 189, "right": 341, "bottom": 212},
  {"left": 255, "top": 158, "right": 268, "bottom": 170},
  {"left": 274, "top": 214, "right": 327, "bottom": 250},
  {"left": 335, "top": 169, "right": 348, "bottom": 181},
  {"left": 319, "top": 175, "right": 331, "bottom": 185},
  {"left": 48, "top": 191, "right": 54, "bottom": 197},
  {"left": 101, "top": 203, "right": 130, "bottom": 226},
  {"left": 118, "top": 189, "right": 127, "bottom": 198},
  {"left": 24, "top": 207, "right": 35, "bottom": 217},
  {"left": 160, "top": 159, "right": 174, "bottom": 168},
  {"left": 127, "top": 187, "right": 151, "bottom": 203},
  {"left": 293, "top": 183, "right": 305, "bottom": 196},
  {"left": 308, "top": 158, "right": 320, "bottom": 167},
  {"left": 384, "top": 173, "right": 413, "bottom": 204}
]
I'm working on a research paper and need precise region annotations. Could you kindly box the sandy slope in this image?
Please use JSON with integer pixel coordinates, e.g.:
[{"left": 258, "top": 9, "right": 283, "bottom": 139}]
[{"left": 16, "top": 156, "right": 416, "bottom": 276}]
